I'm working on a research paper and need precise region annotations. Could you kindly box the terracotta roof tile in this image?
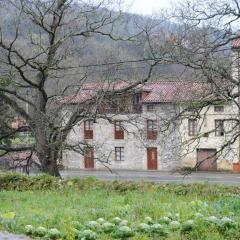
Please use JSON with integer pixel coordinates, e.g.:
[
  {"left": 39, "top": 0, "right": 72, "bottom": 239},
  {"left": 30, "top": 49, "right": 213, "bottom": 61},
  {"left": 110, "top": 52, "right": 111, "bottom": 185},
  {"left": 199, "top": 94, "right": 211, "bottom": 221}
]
[
  {"left": 142, "top": 81, "right": 208, "bottom": 103},
  {"left": 61, "top": 81, "right": 213, "bottom": 104}
]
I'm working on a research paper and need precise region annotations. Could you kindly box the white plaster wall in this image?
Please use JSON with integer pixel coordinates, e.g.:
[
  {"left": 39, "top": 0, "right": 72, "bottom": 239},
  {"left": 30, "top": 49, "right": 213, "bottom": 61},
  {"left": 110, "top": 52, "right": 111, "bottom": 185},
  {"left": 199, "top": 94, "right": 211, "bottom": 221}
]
[{"left": 180, "top": 103, "right": 239, "bottom": 170}]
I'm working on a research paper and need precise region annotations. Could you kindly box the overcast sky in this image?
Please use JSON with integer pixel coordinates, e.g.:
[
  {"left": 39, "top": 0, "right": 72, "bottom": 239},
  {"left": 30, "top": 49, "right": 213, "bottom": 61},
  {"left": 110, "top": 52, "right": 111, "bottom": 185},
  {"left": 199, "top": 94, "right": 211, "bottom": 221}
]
[{"left": 127, "top": 0, "right": 180, "bottom": 16}]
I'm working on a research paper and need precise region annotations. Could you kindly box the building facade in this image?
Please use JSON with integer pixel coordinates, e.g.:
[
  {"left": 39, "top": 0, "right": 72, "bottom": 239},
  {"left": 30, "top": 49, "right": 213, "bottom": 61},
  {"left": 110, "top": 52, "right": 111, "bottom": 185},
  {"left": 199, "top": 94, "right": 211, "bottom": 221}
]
[{"left": 63, "top": 44, "right": 240, "bottom": 171}]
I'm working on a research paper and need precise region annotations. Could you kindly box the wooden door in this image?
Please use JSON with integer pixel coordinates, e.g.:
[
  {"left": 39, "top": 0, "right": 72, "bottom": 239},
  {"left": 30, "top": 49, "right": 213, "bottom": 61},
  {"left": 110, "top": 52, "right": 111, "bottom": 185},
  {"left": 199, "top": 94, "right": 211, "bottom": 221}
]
[
  {"left": 84, "top": 148, "right": 94, "bottom": 168},
  {"left": 147, "top": 148, "right": 158, "bottom": 170},
  {"left": 197, "top": 149, "right": 217, "bottom": 171}
]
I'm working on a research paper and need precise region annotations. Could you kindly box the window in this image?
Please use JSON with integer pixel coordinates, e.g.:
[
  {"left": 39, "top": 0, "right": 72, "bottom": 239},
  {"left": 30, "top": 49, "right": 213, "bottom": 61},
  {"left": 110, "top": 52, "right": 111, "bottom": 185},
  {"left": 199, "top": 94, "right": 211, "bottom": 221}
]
[
  {"left": 84, "top": 120, "right": 93, "bottom": 139},
  {"left": 115, "top": 147, "right": 124, "bottom": 161},
  {"left": 214, "top": 106, "right": 224, "bottom": 112},
  {"left": 115, "top": 121, "right": 123, "bottom": 131},
  {"left": 84, "top": 120, "right": 93, "bottom": 130},
  {"left": 188, "top": 119, "right": 197, "bottom": 136},
  {"left": 105, "top": 99, "right": 119, "bottom": 113},
  {"left": 133, "top": 93, "right": 142, "bottom": 112},
  {"left": 147, "top": 120, "right": 157, "bottom": 131},
  {"left": 215, "top": 120, "right": 224, "bottom": 136},
  {"left": 147, "top": 104, "right": 155, "bottom": 112},
  {"left": 133, "top": 93, "right": 141, "bottom": 105},
  {"left": 147, "top": 120, "right": 157, "bottom": 140},
  {"left": 114, "top": 121, "right": 124, "bottom": 139}
]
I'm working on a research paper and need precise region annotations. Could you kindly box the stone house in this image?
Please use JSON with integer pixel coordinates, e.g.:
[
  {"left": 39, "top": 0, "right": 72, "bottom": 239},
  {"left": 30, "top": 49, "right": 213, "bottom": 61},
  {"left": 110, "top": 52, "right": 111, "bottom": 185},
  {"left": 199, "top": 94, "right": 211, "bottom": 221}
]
[{"left": 62, "top": 43, "right": 240, "bottom": 171}]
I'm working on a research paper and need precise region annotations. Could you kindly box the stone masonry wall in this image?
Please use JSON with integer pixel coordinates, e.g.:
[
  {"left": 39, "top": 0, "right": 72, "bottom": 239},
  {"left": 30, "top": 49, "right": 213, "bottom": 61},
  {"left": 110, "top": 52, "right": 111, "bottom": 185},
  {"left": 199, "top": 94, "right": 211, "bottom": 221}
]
[{"left": 63, "top": 103, "right": 182, "bottom": 170}]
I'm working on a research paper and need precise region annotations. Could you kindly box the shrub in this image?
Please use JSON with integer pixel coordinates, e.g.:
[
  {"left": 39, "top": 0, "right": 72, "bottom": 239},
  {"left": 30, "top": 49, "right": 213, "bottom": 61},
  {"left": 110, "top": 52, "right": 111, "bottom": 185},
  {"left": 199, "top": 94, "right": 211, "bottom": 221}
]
[
  {"left": 114, "top": 226, "right": 134, "bottom": 239},
  {"left": 119, "top": 220, "right": 128, "bottom": 226},
  {"left": 169, "top": 221, "right": 181, "bottom": 231},
  {"left": 158, "top": 216, "right": 171, "bottom": 225},
  {"left": 0, "top": 173, "right": 59, "bottom": 191},
  {"left": 79, "top": 229, "right": 97, "bottom": 240},
  {"left": 217, "top": 217, "right": 237, "bottom": 232},
  {"left": 101, "top": 222, "right": 115, "bottom": 233},
  {"left": 86, "top": 221, "right": 100, "bottom": 231},
  {"left": 25, "top": 225, "right": 35, "bottom": 235},
  {"left": 35, "top": 226, "right": 47, "bottom": 237},
  {"left": 137, "top": 223, "right": 150, "bottom": 233},
  {"left": 150, "top": 223, "right": 168, "bottom": 237},
  {"left": 96, "top": 218, "right": 105, "bottom": 224},
  {"left": 1, "top": 173, "right": 240, "bottom": 198},
  {"left": 112, "top": 217, "right": 122, "bottom": 225},
  {"left": 47, "top": 228, "right": 61, "bottom": 239},
  {"left": 205, "top": 216, "right": 219, "bottom": 225},
  {"left": 181, "top": 220, "right": 195, "bottom": 234}
]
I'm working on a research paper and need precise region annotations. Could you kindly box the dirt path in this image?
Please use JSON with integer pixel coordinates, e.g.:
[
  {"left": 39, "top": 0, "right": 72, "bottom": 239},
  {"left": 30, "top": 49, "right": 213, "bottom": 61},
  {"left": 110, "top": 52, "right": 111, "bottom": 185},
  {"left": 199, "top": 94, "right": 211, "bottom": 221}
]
[{"left": 0, "top": 232, "right": 30, "bottom": 240}]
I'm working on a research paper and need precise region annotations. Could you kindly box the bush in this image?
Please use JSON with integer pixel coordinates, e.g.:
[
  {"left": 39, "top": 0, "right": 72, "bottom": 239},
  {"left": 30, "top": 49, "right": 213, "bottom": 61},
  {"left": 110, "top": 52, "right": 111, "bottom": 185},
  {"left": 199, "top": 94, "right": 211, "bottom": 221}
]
[
  {"left": 0, "top": 173, "right": 59, "bottom": 191},
  {"left": 1, "top": 172, "right": 240, "bottom": 199}
]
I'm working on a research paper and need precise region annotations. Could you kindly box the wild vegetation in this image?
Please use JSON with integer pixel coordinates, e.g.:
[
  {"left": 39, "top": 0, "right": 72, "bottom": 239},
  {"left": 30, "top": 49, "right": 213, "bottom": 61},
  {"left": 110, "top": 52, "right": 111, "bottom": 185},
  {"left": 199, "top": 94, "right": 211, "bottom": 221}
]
[{"left": 0, "top": 173, "right": 240, "bottom": 239}]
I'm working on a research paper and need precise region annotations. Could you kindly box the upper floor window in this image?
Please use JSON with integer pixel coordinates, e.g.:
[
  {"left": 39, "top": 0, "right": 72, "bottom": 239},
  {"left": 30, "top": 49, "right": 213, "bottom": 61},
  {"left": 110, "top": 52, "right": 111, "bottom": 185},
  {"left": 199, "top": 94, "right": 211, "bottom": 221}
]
[
  {"left": 214, "top": 105, "right": 224, "bottom": 112},
  {"left": 115, "top": 147, "right": 124, "bottom": 161},
  {"left": 215, "top": 119, "right": 224, "bottom": 136},
  {"left": 188, "top": 119, "right": 197, "bottom": 136},
  {"left": 84, "top": 120, "right": 93, "bottom": 139},
  {"left": 147, "top": 120, "right": 157, "bottom": 140},
  {"left": 133, "top": 93, "right": 142, "bottom": 112},
  {"left": 133, "top": 93, "right": 142, "bottom": 105},
  {"left": 147, "top": 104, "right": 155, "bottom": 112},
  {"left": 114, "top": 121, "right": 124, "bottom": 139}
]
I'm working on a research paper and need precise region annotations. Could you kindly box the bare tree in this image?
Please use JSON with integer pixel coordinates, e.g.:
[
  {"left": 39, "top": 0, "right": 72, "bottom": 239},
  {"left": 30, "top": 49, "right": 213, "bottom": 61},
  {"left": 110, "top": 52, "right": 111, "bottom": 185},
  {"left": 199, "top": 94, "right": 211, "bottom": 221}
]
[
  {"left": 0, "top": 0, "right": 164, "bottom": 176},
  {"left": 163, "top": 0, "right": 240, "bottom": 170}
]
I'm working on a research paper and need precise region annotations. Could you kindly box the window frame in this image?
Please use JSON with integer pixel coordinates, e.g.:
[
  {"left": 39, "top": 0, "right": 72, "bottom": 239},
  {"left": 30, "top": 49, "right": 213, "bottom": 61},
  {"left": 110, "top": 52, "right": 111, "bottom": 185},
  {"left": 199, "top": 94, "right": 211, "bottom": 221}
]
[
  {"left": 84, "top": 120, "right": 94, "bottom": 139},
  {"left": 188, "top": 119, "right": 197, "bottom": 136},
  {"left": 214, "top": 105, "right": 224, "bottom": 112},
  {"left": 215, "top": 119, "right": 224, "bottom": 136},
  {"left": 115, "top": 147, "right": 124, "bottom": 161},
  {"left": 147, "top": 120, "right": 158, "bottom": 140},
  {"left": 147, "top": 120, "right": 157, "bottom": 131},
  {"left": 115, "top": 121, "right": 123, "bottom": 131},
  {"left": 147, "top": 104, "right": 155, "bottom": 112},
  {"left": 84, "top": 120, "right": 93, "bottom": 131}
]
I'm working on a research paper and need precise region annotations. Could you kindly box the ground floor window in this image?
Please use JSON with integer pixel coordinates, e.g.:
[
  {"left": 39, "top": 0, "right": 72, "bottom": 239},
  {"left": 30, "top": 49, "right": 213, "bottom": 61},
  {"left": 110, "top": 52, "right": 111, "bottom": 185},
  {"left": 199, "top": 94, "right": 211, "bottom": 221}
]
[{"left": 115, "top": 147, "right": 124, "bottom": 161}]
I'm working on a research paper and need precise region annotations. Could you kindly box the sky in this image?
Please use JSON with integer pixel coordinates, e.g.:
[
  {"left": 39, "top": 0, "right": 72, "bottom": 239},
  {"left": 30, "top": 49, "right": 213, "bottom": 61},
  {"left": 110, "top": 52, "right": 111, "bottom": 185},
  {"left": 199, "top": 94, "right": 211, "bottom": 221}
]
[{"left": 127, "top": 0, "right": 180, "bottom": 16}]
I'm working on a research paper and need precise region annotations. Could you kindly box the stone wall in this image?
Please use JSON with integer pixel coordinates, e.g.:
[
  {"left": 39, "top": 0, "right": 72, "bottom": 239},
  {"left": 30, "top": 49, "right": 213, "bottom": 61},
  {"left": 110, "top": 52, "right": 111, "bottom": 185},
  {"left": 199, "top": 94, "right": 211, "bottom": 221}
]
[
  {"left": 63, "top": 101, "right": 239, "bottom": 171},
  {"left": 63, "top": 103, "right": 182, "bottom": 170},
  {"left": 180, "top": 103, "right": 239, "bottom": 170}
]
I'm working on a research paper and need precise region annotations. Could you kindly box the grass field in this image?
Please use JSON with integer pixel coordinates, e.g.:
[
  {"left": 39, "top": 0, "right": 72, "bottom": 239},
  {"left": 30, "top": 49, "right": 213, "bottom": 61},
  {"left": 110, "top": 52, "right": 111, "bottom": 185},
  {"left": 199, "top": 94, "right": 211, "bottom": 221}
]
[{"left": 0, "top": 174, "right": 240, "bottom": 239}]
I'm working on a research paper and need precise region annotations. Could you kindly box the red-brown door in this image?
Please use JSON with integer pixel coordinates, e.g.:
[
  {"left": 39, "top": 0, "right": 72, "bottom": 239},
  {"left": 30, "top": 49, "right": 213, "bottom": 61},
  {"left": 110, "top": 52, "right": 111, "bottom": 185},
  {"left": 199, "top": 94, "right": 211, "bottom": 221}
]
[
  {"left": 197, "top": 149, "right": 217, "bottom": 171},
  {"left": 84, "top": 148, "right": 94, "bottom": 168},
  {"left": 147, "top": 148, "right": 158, "bottom": 170}
]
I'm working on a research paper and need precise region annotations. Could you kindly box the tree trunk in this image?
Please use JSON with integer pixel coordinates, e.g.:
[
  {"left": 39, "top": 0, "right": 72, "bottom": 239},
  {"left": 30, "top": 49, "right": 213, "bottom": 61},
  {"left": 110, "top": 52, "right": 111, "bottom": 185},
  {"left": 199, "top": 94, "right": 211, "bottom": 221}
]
[
  {"left": 35, "top": 137, "right": 61, "bottom": 177},
  {"left": 41, "top": 159, "right": 61, "bottom": 177}
]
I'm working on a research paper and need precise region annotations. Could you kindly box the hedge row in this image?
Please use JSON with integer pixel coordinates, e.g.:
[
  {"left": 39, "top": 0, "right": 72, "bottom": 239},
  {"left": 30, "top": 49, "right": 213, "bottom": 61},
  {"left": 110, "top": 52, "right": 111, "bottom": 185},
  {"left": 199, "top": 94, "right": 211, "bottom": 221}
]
[{"left": 0, "top": 172, "right": 240, "bottom": 197}]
